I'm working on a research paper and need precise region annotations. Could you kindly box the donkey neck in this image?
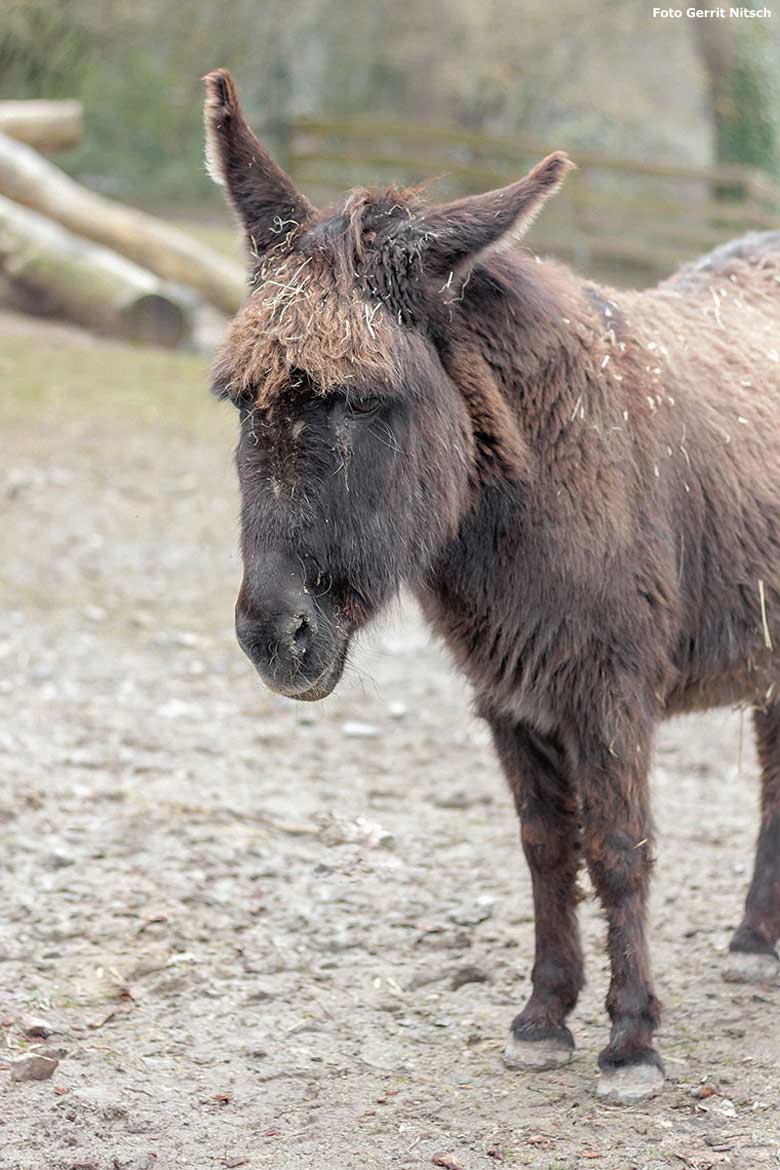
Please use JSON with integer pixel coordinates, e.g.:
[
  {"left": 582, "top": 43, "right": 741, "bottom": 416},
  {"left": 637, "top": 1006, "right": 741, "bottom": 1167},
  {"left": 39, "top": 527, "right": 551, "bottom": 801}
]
[
  {"left": 419, "top": 257, "right": 635, "bottom": 627},
  {"left": 455, "top": 254, "right": 604, "bottom": 442},
  {"left": 416, "top": 259, "right": 653, "bottom": 722}
]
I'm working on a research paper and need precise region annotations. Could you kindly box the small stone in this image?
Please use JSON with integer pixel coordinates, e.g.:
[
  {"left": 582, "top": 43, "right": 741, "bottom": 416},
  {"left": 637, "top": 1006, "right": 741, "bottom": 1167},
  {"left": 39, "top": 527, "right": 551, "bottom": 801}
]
[
  {"left": 416, "top": 927, "right": 472, "bottom": 951},
  {"left": 451, "top": 964, "right": 489, "bottom": 990},
  {"left": 112, "top": 1156, "right": 157, "bottom": 1170},
  {"left": 448, "top": 898, "right": 494, "bottom": 926},
  {"left": 340, "top": 721, "right": 380, "bottom": 739},
  {"left": 243, "top": 1035, "right": 269, "bottom": 1059},
  {"left": 10, "top": 1050, "right": 59, "bottom": 1081},
  {"left": 130, "top": 948, "right": 171, "bottom": 978},
  {"left": 433, "top": 792, "right": 472, "bottom": 810},
  {"left": 22, "top": 1016, "right": 54, "bottom": 1039},
  {"left": 158, "top": 699, "right": 203, "bottom": 720},
  {"left": 126, "top": 1120, "right": 155, "bottom": 1135},
  {"left": 243, "top": 986, "right": 275, "bottom": 1003},
  {"left": 374, "top": 983, "right": 406, "bottom": 1013},
  {"left": 406, "top": 968, "right": 448, "bottom": 991},
  {"left": 388, "top": 702, "right": 407, "bottom": 720},
  {"left": 172, "top": 631, "right": 200, "bottom": 647},
  {"left": 319, "top": 814, "right": 395, "bottom": 849},
  {"left": 45, "top": 849, "right": 76, "bottom": 870},
  {"left": 74, "top": 1086, "right": 131, "bottom": 1119},
  {"left": 709, "top": 1096, "right": 737, "bottom": 1118},
  {"left": 102, "top": 1102, "right": 129, "bottom": 1121}
]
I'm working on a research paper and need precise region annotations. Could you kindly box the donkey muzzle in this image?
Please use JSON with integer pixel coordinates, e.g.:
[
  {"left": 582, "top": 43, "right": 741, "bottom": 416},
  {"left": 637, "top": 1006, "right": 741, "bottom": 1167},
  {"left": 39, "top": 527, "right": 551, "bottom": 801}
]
[{"left": 234, "top": 556, "right": 345, "bottom": 700}]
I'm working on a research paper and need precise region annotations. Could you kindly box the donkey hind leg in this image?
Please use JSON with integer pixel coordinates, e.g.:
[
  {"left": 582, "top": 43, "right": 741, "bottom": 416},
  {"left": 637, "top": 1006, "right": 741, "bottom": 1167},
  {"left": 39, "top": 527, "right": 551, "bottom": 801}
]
[
  {"left": 725, "top": 704, "right": 780, "bottom": 983},
  {"left": 490, "top": 719, "right": 584, "bottom": 1071},
  {"left": 579, "top": 723, "right": 664, "bottom": 1104}
]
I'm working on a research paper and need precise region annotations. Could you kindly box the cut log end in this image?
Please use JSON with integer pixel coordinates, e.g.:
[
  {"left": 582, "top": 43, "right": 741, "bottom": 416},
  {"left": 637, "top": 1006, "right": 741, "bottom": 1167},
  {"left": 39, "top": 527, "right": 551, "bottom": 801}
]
[
  {"left": 0, "top": 194, "right": 193, "bottom": 348},
  {"left": 119, "top": 293, "right": 187, "bottom": 348},
  {"left": 0, "top": 129, "right": 245, "bottom": 316}
]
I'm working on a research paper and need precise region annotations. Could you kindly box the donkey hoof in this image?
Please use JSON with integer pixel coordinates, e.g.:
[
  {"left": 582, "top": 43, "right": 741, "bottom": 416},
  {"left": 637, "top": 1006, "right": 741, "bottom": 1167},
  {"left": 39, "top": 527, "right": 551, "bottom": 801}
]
[
  {"left": 504, "top": 1029, "right": 574, "bottom": 1071},
  {"left": 723, "top": 950, "right": 780, "bottom": 984},
  {"left": 596, "top": 1061, "right": 664, "bottom": 1105}
]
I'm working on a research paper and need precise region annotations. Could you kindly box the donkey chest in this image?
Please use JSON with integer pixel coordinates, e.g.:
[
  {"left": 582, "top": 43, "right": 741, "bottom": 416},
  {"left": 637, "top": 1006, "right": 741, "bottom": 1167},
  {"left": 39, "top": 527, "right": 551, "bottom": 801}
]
[{"left": 419, "top": 561, "right": 601, "bottom": 734}]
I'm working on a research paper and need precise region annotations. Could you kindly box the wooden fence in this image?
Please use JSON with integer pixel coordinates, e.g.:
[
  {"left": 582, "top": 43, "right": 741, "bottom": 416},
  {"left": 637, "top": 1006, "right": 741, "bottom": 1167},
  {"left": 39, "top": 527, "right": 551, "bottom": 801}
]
[{"left": 281, "top": 116, "right": 780, "bottom": 285}]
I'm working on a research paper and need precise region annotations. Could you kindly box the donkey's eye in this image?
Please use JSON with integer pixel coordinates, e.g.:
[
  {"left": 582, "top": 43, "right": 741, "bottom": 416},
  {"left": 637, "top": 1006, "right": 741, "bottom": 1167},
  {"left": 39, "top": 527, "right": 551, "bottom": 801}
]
[{"left": 347, "top": 395, "right": 382, "bottom": 418}]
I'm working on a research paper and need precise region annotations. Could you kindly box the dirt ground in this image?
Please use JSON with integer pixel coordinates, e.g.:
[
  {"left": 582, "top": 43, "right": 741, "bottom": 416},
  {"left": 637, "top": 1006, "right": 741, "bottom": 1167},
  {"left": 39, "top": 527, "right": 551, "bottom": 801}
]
[{"left": 1, "top": 313, "right": 779, "bottom": 1170}]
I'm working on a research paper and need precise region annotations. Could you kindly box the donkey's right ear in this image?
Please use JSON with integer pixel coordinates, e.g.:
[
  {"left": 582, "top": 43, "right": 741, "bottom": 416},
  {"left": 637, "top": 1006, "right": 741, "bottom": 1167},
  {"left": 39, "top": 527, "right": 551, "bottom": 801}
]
[{"left": 203, "top": 70, "right": 314, "bottom": 256}]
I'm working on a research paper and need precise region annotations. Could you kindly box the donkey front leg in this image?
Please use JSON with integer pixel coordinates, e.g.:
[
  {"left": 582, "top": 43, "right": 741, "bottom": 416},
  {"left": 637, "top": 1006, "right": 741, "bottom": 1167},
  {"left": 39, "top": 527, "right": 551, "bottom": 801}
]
[
  {"left": 490, "top": 717, "right": 584, "bottom": 1070},
  {"left": 577, "top": 723, "right": 664, "bottom": 1103},
  {"left": 725, "top": 704, "right": 780, "bottom": 983}
]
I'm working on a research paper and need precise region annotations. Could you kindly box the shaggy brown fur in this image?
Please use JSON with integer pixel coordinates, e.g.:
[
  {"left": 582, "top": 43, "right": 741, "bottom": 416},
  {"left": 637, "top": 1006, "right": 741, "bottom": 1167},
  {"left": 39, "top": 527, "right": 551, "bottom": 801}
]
[
  {"left": 204, "top": 69, "right": 780, "bottom": 1098},
  {"left": 214, "top": 245, "right": 399, "bottom": 406}
]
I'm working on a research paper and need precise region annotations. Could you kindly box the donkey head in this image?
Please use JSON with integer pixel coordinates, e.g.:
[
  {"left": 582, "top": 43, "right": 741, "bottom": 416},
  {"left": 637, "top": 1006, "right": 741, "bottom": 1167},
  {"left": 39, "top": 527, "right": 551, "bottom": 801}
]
[{"left": 205, "top": 70, "right": 571, "bottom": 700}]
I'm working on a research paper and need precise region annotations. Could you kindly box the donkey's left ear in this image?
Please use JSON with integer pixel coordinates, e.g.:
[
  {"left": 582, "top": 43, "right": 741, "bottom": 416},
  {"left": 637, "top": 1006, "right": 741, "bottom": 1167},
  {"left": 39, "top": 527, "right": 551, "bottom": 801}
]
[
  {"left": 412, "top": 152, "right": 574, "bottom": 278},
  {"left": 203, "top": 69, "right": 314, "bottom": 256}
]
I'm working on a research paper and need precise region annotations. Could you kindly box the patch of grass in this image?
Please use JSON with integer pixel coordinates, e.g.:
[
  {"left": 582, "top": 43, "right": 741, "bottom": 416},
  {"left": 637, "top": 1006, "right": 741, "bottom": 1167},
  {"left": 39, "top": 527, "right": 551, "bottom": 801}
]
[{"left": 0, "top": 329, "right": 231, "bottom": 443}]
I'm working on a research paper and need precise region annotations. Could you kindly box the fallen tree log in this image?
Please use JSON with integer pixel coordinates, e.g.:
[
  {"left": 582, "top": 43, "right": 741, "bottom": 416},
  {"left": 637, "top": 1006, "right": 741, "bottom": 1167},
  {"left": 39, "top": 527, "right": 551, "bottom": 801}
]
[
  {"left": 0, "top": 132, "right": 245, "bottom": 315},
  {"left": 0, "top": 194, "right": 189, "bottom": 347},
  {"left": 0, "top": 101, "right": 83, "bottom": 152}
]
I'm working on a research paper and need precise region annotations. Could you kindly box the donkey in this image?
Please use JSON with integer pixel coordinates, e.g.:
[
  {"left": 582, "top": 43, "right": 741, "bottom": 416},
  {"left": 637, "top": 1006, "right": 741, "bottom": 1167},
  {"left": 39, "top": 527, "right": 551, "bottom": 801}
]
[{"left": 204, "top": 70, "right": 780, "bottom": 1102}]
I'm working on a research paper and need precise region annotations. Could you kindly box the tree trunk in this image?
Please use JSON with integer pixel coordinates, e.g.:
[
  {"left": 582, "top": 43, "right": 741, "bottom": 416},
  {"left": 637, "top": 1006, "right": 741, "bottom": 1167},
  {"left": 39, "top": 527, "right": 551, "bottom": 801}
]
[
  {"left": 692, "top": 22, "right": 778, "bottom": 193},
  {"left": 0, "top": 133, "right": 245, "bottom": 315},
  {"left": 0, "top": 194, "right": 189, "bottom": 347},
  {"left": 0, "top": 101, "right": 84, "bottom": 153}
]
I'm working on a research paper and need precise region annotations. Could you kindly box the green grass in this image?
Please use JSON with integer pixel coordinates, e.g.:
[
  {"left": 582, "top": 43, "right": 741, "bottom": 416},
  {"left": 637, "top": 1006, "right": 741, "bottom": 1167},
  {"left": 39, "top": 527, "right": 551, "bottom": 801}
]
[
  {"left": 0, "top": 211, "right": 245, "bottom": 453},
  {"left": 0, "top": 329, "right": 227, "bottom": 440}
]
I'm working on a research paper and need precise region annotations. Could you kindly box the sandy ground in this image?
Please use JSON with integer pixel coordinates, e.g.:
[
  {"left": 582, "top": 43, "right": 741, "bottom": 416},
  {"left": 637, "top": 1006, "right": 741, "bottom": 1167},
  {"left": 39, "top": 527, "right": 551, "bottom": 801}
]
[{"left": 1, "top": 315, "right": 779, "bottom": 1170}]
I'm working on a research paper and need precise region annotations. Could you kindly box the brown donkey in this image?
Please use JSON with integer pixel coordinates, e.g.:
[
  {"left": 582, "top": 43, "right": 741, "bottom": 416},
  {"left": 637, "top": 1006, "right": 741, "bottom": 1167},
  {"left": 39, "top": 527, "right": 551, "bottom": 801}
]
[{"left": 204, "top": 70, "right": 780, "bottom": 1102}]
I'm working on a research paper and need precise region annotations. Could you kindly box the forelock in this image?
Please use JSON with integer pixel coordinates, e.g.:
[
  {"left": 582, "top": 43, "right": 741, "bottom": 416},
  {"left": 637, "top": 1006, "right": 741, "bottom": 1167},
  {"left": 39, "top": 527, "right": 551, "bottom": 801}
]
[{"left": 219, "top": 187, "right": 425, "bottom": 407}]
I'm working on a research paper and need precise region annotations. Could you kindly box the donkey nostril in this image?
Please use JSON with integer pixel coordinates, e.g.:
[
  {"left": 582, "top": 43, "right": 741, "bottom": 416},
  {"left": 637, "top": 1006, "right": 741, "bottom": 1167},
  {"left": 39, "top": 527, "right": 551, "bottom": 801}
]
[{"left": 290, "top": 613, "right": 311, "bottom": 656}]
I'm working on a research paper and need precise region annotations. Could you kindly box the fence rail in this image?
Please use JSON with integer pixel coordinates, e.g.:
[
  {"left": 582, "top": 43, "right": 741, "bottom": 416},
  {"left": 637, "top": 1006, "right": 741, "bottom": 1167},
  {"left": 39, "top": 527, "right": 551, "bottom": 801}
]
[{"left": 282, "top": 116, "right": 780, "bottom": 284}]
